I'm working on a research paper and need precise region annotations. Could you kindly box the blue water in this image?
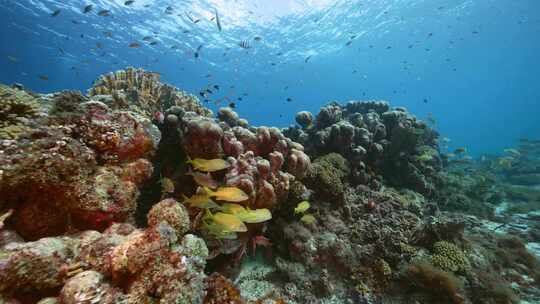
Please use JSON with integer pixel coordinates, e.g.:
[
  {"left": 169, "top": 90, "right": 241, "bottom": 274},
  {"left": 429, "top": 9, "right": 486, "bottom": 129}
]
[{"left": 1, "top": 0, "right": 539, "bottom": 156}]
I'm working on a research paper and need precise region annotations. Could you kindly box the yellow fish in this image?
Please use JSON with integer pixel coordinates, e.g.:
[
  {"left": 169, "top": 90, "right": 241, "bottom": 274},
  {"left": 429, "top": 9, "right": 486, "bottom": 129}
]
[
  {"left": 183, "top": 193, "right": 220, "bottom": 209},
  {"left": 211, "top": 212, "right": 247, "bottom": 232},
  {"left": 220, "top": 203, "right": 246, "bottom": 214},
  {"left": 294, "top": 201, "right": 310, "bottom": 214},
  {"left": 160, "top": 177, "right": 175, "bottom": 194},
  {"left": 300, "top": 214, "right": 316, "bottom": 224},
  {"left": 236, "top": 208, "right": 272, "bottom": 223},
  {"left": 206, "top": 186, "right": 249, "bottom": 202},
  {"left": 187, "top": 157, "right": 230, "bottom": 172}
]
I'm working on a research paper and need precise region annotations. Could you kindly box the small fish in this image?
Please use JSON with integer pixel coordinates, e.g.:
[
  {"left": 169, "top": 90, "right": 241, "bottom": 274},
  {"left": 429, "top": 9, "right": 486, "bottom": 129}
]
[
  {"left": 229, "top": 102, "right": 236, "bottom": 108},
  {"left": 165, "top": 6, "right": 174, "bottom": 14},
  {"left": 423, "top": 98, "right": 428, "bottom": 103},
  {"left": 211, "top": 213, "right": 248, "bottom": 232},
  {"left": 235, "top": 208, "right": 272, "bottom": 223},
  {"left": 160, "top": 177, "right": 175, "bottom": 193},
  {"left": 213, "top": 84, "right": 219, "bottom": 90},
  {"left": 128, "top": 42, "right": 141, "bottom": 48},
  {"left": 237, "top": 97, "right": 243, "bottom": 101},
  {"left": 294, "top": 201, "right": 310, "bottom": 214},
  {"left": 183, "top": 193, "right": 219, "bottom": 209},
  {"left": 300, "top": 214, "right": 316, "bottom": 224},
  {"left": 454, "top": 147, "right": 467, "bottom": 154},
  {"left": 71, "top": 20, "right": 79, "bottom": 24},
  {"left": 220, "top": 203, "right": 246, "bottom": 215},
  {"left": 124, "top": 0, "right": 135, "bottom": 5},
  {"left": 345, "top": 40, "right": 353, "bottom": 46},
  {"left": 103, "top": 31, "right": 113, "bottom": 38},
  {"left": 51, "top": 9, "right": 61, "bottom": 17},
  {"left": 193, "top": 19, "right": 201, "bottom": 23},
  {"left": 196, "top": 44, "right": 203, "bottom": 52},
  {"left": 96, "top": 42, "right": 103, "bottom": 49},
  {"left": 187, "top": 170, "right": 219, "bottom": 189},
  {"left": 98, "top": 10, "right": 111, "bottom": 17},
  {"left": 304, "top": 55, "right": 312, "bottom": 63},
  {"left": 149, "top": 41, "right": 158, "bottom": 45},
  {"left": 38, "top": 75, "right": 49, "bottom": 81},
  {"left": 214, "top": 8, "right": 222, "bottom": 31},
  {"left": 239, "top": 40, "right": 250, "bottom": 49},
  {"left": 286, "top": 97, "right": 292, "bottom": 102},
  {"left": 83, "top": 4, "right": 93, "bottom": 13},
  {"left": 142, "top": 36, "right": 153, "bottom": 41},
  {"left": 205, "top": 186, "right": 249, "bottom": 202},
  {"left": 254, "top": 36, "right": 262, "bottom": 41},
  {"left": 0, "top": 209, "right": 14, "bottom": 230},
  {"left": 187, "top": 158, "right": 230, "bottom": 172},
  {"left": 194, "top": 52, "right": 199, "bottom": 58},
  {"left": 6, "top": 55, "right": 18, "bottom": 62}
]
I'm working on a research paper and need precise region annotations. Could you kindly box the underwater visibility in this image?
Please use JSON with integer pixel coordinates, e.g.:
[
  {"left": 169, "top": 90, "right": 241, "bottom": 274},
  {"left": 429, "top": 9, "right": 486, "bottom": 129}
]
[{"left": 1, "top": 0, "right": 540, "bottom": 303}]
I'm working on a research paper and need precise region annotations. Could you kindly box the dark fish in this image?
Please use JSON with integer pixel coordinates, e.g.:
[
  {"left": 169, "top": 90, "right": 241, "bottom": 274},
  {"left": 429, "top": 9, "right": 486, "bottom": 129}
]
[
  {"left": 213, "top": 85, "right": 219, "bottom": 90},
  {"left": 423, "top": 98, "right": 428, "bottom": 103},
  {"left": 408, "top": 44, "right": 413, "bottom": 48},
  {"left": 304, "top": 55, "right": 312, "bottom": 63},
  {"left": 197, "top": 44, "right": 203, "bottom": 52},
  {"left": 194, "top": 52, "right": 199, "bottom": 58},
  {"left": 352, "top": 70, "right": 357, "bottom": 74},
  {"left": 428, "top": 32, "right": 433, "bottom": 37},
  {"left": 206, "top": 89, "right": 213, "bottom": 94},
  {"left": 58, "top": 48, "right": 65, "bottom": 55},
  {"left": 51, "top": 9, "right": 61, "bottom": 17},
  {"left": 128, "top": 42, "right": 141, "bottom": 48},
  {"left": 276, "top": 52, "right": 283, "bottom": 56},
  {"left": 205, "top": 74, "right": 212, "bottom": 78},
  {"left": 98, "top": 10, "right": 111, "bottom": 16},
  {"left": 229, "top": 102, "right": 236, "bottom": 108},
  {"left": 386, "top": 46, "right": 392, "bottom": 49},
  {"left": 83, "top": 5, "right": 93, "bottom": 13},
  {"left": 103, "top": 31, "right": 113, "bottom": 38},
  {"left": 472, "top": 30, "right": 479, "bottom": 34},
  {"left": 124, "top": 0, "right": 135, "bottom": 5},
  {"left": 193, "top": 19, "right": 201, "bottom": 23},
  {"left": 199, "top": 92, "right": 206, "bottom": 98},
  {"left": 239, "top": 40, "right": 250, "bottom": 49},
  {"left": 210, "top": 17, "right": 215, "bottom": 21},
  {"left": 237, "top": 97, "right": 243, "bottom": 101},
  {"left": 286, "top": 97, "right": 292, "bottom": 102},
  {"left": 345, "top": 40, "right": 352, "bottom": 46},
  {"left": 142, "top": 36, "right": 153, "bottom": 41},
  {"left": 71, "top": 20, "right": 79, "bottom": 24},
  {"left": 215, "top": 8, "right": 222, "bottom": 31},
  {"left": 80, "top": 34, "right": 84, "bottom": 38},
  {"left": 350, "top": 34, "right": 357, "bottom": 40},
  {"left": 149, "top": 41, "right": 158, "bottom": 45},
  {"left": 270, "top": 62, "right": 276, "bottom": 66},
  {"left": 170, "top": 45, "right": 178, "bottom": 49},
  {"left": 183, "top": 29, "right": 190, "bottom": 34},
  {"left": 165, "top": 6, "right": 174, "bottom": 14},
  {"left": 96, "top": 42, "right": 103, "bottom": 49},
  {"left": 254, "top": 36, "right": 262, "bottom": 41},
  {"left": 38, "top": 75, "right": 49, "bottom": 80}
]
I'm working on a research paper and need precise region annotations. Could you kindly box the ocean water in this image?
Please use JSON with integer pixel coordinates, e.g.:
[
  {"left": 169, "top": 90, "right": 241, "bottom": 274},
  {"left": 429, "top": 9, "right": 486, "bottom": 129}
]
[{"left": 1, "top": 0, "right": 539, "bottom": 156}]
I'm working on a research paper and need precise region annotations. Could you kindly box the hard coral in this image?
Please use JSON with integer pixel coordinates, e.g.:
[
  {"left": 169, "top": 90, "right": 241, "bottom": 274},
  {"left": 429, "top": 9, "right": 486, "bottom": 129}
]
[
  {"left": 89, "top": 67, "right": 212, "bottom": 117},
  {"left": 431, "top": 241, "right": 470, "bottom": 273},
  {"left": 0, "top": 84, "right": 41, "bottom": 139}
]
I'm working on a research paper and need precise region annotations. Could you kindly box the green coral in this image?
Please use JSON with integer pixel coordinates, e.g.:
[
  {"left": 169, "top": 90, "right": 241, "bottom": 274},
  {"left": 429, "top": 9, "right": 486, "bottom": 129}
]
[
  {"left": 0, "top": 85, "right": 40, "bottom": 139},
  {"left": 431, "top": 241, "right": 470, "bottom": 273},
  {"left": 305, "top": 153, "right": 349, "bottom": 198}
]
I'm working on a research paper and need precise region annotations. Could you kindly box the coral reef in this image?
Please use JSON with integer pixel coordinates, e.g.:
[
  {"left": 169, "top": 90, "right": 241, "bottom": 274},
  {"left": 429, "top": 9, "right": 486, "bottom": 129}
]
[
  {"left": 1, "top": 70, "right": 539, "bottom": 304},
  {"left": 89, "top": 67, "right": 212, "bottom": 117},
  {"left": 284, "top": 100, "right": 441, "bottom": 195},
  {"left": 0, "top": 198, "right": 208, "bottom": 303},
  {"left": 0, "top": 84, "right": 42, "bottom": 139}
]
